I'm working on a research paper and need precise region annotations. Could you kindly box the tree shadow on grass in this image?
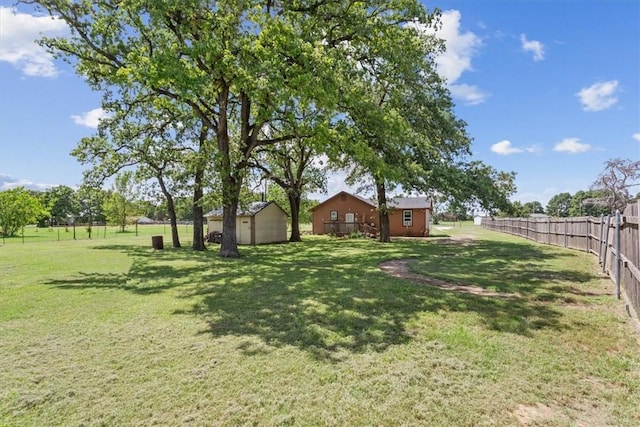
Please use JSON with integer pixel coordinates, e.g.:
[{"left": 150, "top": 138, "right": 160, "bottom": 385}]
[
  {"left": 44, "top": 244, "right": 222, "bottom": 295},
  {"left": 409, "top": 238, "right": 594, "bottom": 299},
  {"left": 44, "top": 237, "right": 596, "bottom": 361},
  {"left": 172, "top": 238, "right": 591, "bottom": 361}
]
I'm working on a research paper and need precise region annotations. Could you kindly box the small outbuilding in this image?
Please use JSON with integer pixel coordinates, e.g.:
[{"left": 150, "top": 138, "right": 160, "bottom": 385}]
[{"left": 204, "top": 201, "right": 288, "bottom": 245}]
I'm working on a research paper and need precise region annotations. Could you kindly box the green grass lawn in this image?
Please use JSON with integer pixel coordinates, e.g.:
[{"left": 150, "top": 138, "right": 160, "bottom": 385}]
[{"left": 1, "top": 224, "right": 639, "bottom": 426}]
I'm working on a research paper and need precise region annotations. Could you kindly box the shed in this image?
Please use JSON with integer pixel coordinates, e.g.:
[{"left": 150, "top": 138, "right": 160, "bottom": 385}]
[{"left": 204, "top": 201, "right": 288, "bottom": 245}]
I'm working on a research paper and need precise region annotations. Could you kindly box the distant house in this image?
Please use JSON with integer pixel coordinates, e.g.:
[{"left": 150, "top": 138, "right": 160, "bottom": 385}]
[
  {"left": 310, "top": 191, "right": 433, "bottom": 237},
  {"left": 204, "top": 201, "right": 288, "bottom": 245},
  {"left": 136, "top": 216, "right": 155, "bottom": 224}
]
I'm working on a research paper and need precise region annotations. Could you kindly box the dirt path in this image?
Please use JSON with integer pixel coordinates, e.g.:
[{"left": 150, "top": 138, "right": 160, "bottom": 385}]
[{"left": 378, "top": 259, "right": 520, "bottom": 298}]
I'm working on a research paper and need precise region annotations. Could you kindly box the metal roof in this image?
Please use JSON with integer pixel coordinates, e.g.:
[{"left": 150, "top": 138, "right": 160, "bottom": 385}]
[
  {"left": 387, "top": 197, "right": 432, "bottom": 209},
  {"left": 311, "top": 191, "right": 432, "bottom": 210},
  {"left": 204, "top": 201, "right": 276, "bottom": 218}
]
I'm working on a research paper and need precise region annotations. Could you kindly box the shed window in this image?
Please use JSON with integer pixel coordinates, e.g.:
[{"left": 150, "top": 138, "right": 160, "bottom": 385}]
[
  {"left": 403, "top": 210, "right": 413, "bottom": 227},
  {"left": 330, "top": 210, "right": 338, "bottom": 221}
]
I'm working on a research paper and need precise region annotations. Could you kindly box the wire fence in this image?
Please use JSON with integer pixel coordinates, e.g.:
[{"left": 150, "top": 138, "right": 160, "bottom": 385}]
[
  {"left": 482, "top": 201, "right": 640, "bottom": 323},
  {"left": 0, "top": 223, "right": 195, "bottom": 245}
]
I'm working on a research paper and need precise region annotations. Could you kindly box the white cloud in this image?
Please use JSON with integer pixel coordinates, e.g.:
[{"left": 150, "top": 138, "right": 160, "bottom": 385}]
[
  {"left": 576, "top": 80, "right": 619, "bottom": 112},
  {"left": 553, "top": 138, "right": 591, "bottom": 153},
  {"left": 413, "top": 10, "right": 485, "bottom": 105},
  {"left": 632, "top": 133, "right": 640, "bottom": 141},
  {"left": 491, "top": 140, "right": 523, "bottom": 155},
  {"left": 520, "top": 34, "right": 545, "bottom": 61},
  {"left": 525, "top": 144, "right": 542, "bottom": 154},
  {"left": 0, "top": 174, "right": 56, "bottom": 192},
  {"left": 433, "top": 10, "right": 483, "bottom": 84},
  {"left": 0, "top": 6, "right": 68, "bottom": 77},
  {"left": 71, "top": 108, "right": 109, "bottom": 128},
  {"left": 449, "top": 83, "right": 489, "bottom": 105}
]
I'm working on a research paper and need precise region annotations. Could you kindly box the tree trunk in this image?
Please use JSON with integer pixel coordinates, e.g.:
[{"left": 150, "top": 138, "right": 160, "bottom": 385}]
[
  {"left": 288, "top": 192, "right": 302, "bottom": 242},
  {"left": 219, "top": 175, "right": 241, "bottom": 257},
  {"left": 217, "top": 85, "right": 241, "bottom": 258},
  {"left": 157, "top": 175, "right": 181, "bottom": 247},
  {"left": 192, "top": 173, "right": 205, "bottom": 251},
  {"left": 167, "top": 199, "right": 181, "bottom": 248},
  {"left": 191, "top": 191, "right": 205, "bottom": 251},
  {"left": 119, "top": 197, "right": 126, "bottom": 232},
  {"left": 376, "top": 178, "right": 391, "bottom": 243}
]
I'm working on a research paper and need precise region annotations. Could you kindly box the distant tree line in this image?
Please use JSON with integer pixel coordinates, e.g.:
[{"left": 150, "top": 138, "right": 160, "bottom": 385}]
[
  {"left": 0, "top": 179, "right": 317, "bottom": 239},
  {"left": 429, "top": 158, "right": 639, "bottom": 220},
  {"left": 4, "top": 155, "right": 636, "bottom": 237}
]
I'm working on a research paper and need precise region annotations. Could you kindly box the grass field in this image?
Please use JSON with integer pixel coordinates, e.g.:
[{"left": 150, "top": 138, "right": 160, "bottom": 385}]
[
  {"left": 1, "top": 224, "right": 639, "bottom": 426},
  {"left": 0, "top": 222, "right": 313, "bottom": 246}
]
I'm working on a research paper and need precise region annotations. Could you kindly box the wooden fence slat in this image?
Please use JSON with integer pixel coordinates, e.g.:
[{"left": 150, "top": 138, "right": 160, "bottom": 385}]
[{"left": 621, "top": 253, "right": 640, "bottom": 284}]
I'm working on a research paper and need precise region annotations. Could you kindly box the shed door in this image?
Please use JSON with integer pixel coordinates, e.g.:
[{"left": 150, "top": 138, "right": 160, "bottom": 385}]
[{"left": 238, "top": 218, "right": 252, "bottom": 244}]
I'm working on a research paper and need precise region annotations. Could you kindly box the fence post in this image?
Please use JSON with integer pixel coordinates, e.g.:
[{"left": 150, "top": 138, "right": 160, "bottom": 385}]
[
  {"left": 615, "top": 210, "right": 621, "bottom": 299},
  {"left": 585, "top": 216, "right": 590, "bottom": 252},
  {"left": 564, "top": 218, "right": 568, "bottom": 247},
  {"left": 602, "top": 215, "right": 610, "bottom": 274},
  {"left": 598, "top": 215, "right": 604, "bottom": 265}
]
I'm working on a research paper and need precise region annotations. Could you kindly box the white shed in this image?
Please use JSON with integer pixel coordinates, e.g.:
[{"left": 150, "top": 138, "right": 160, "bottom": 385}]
[{"left": 204, "top": 201, "right": 288, "bottom": 245}]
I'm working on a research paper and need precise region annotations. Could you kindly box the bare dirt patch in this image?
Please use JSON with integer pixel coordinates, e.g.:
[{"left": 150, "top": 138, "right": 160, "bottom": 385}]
[
  {"left": 446, "top": 234, "right": 478, "bottom": 241},
  {"left": 430, "top": 233, "right": 478, "bottom": 246},
  {"left": 513, "top": 403, "right": 559, "bottom": 426},
  {"left": 379, "top": 259, "right": 519, "bottom": 298},
  {"left": 513, "top": 400, "right": 614, "bottom": 427}
]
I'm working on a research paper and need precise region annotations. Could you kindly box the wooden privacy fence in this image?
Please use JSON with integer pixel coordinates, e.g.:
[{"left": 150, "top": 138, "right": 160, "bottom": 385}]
[{"left": 482, "top": 202, "right": 640, "bottom": 321}]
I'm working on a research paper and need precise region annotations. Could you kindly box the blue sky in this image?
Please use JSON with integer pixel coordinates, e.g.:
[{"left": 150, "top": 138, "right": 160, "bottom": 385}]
[{"left": 1, "top": 0, "right": 638, "bottom": 208}]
